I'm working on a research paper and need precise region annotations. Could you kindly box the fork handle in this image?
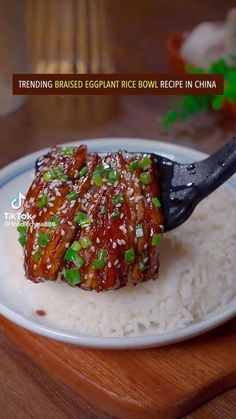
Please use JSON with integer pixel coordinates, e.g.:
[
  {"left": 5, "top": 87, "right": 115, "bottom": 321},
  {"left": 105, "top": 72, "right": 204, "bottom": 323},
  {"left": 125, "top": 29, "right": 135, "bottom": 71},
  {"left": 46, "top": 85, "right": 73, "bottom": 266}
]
[
  {"left": 161, "top": 137, "right": 236, "bottom": 232},
  {"left": 194, "top": 136, "right": 236, "bottom": 201}
]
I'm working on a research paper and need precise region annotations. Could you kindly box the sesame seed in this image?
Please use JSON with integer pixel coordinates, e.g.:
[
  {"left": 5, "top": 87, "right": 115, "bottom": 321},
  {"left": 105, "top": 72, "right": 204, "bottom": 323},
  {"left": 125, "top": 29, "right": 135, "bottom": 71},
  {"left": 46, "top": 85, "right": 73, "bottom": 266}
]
[{"left": 119, "top": 225, "right": 127, "bottom": 234}]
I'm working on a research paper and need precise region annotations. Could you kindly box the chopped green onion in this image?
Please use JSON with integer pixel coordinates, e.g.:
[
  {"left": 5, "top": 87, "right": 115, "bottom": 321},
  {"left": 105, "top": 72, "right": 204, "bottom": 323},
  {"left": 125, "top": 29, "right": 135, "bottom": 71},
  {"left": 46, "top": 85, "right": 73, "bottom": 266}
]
[
  {"left": 37, "top": 232, "right": 51, "bottom": 247},
  {"left": 43, "top": 167, "right": 68, "bottom": 182},
  {"left": 17, "top": 224, "right": 27, "bottom": 235},
  {"left": 128, "top": 160, "right": 140, "bottom": 171},
  {"left": 66, "top": 191, "right": 79, "bottom": 201},
  {"left": 112, "top": 209, "right": 120, "bottom": 218},
  {"left": 80, "top": 219, "right": 91, "bottom": 228},
  {"left": 93, "top": 248, "right": 107, "bottom": 270},
  {"left": 100, "top": 206, "right": 107, "bottom": 214},
  {"left": 48, "top": 215, "right": 61, "bottom": 229},
  {"left": 73, "top": 253, "right": 84, "bottom": 269},
  {"left": 36, "top": 194, "right": 50, "bottom": 208},
  {"left": 140, "top": 172, "right": 152, "bottom": 185},
  {"left": 135, "top": 224, "right": 143, "bottom": 238},
  {"left": 71, "top": 241, "right": 82, "bottom": 252},
  {"left": 42, "top": 172, "right": 52, "bottom": 181},
  {"left": 80, "top": 236, "right": 92, "bottom": 249},
  {"left": 140, "top": 156, "right": 152, "bottom": 170},
  {"left": 74, "top": 211, "right": 91, "bottom": 228},
  {"left": 93, "top": 258, "right": 106, "bottom": 270},
  {"left": 112, "top": 194, "right": 124, "bottom": 205},
  {"left": 63, "top": 268, "right": 81, "bottom": 286},
  {"left": 124, "top": 248, "right": 135, "bottom": 264},
  {"left": 152, "top": 197, "right": 161, "bottom": 208},
  {"left": 98, "top": 163, "right": 111, "bottom": 175},
  {"left": 43, "top": 169, "right": 52, "bottom": 181},
  {"left": 74, "top": 211, "right": 87, "bottom": 223},
  {"left": 53, "top": 167, "right": 68, "bottom": 181},
  {"left": 33, "top": 247, "right": 43, "bottom": 261},
  {"left": 108, "top": 169, "right": 119, "bottom": 183},
  {"left": 65, "top": 248, "right": 76, "bottom": 261},
  {"left": 79, "top": 166, "right": 88, "bottom": 177},
  {"left": 61, "top": 147, "right": 74, "bottom": 157},
  {"left": 98, "top": 249, "right": 107, "bottom": 260},
  {"left": 65, "top": 248, "right": 84, "bottom": 268},
  {"left": 152, "top": 233, "right": 161, "bottom": 246},
  {"left": 17, "top": 223, "right": 27, "bottom": 247},
  {"left": 93, "top": 171, "right": 103, "bottom": 187},
  {"left": 18, "top": 234, "right": 26, "bottom": 247}
]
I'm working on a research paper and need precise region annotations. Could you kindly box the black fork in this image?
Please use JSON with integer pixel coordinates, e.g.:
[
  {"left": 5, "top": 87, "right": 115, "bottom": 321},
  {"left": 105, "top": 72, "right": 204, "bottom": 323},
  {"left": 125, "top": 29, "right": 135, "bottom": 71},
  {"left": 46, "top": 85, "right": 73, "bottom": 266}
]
[{"left": 154, "top": 136, "right": 236, "bottom": 232}]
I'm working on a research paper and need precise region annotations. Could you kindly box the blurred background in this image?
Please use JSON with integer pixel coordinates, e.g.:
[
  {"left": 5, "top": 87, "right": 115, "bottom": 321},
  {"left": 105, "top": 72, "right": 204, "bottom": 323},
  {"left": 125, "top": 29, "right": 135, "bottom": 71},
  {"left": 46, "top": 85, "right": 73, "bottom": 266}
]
[
  {"left": 0, "top": 0, "right": 236, "bottom": 169},
  {"left": 1, "top": 2, "right": 236, "bottom": 418}
]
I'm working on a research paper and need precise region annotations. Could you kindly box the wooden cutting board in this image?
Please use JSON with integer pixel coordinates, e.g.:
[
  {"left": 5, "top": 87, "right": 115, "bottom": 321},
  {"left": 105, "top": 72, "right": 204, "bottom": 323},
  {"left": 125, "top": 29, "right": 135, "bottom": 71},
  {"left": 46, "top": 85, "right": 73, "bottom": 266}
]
[{"left": 1, "top": 315, "right": 236, "bottom": 419}]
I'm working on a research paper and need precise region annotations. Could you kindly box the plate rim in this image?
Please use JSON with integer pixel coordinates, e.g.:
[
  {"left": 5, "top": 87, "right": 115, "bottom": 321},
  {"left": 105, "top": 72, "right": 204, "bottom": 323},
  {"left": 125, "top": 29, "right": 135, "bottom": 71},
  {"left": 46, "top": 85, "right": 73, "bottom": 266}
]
[{"left": 0, "top": 137, "right": 235, "bottom": 349}]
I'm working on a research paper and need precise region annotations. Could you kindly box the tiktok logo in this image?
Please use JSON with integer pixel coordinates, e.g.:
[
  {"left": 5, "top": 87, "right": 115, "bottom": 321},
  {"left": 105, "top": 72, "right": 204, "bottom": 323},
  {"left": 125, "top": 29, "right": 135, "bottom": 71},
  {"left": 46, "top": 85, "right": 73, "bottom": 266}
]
[{"left": 10, "top": 192, "right": 26, "bottom": 210}]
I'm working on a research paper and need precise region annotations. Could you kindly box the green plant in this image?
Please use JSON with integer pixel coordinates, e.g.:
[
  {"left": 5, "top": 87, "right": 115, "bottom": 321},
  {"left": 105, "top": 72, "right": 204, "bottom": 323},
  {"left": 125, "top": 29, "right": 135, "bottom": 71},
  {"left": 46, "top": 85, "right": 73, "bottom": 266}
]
[{"left": 161, "top": 57, "right": 236, "bottom": 129}]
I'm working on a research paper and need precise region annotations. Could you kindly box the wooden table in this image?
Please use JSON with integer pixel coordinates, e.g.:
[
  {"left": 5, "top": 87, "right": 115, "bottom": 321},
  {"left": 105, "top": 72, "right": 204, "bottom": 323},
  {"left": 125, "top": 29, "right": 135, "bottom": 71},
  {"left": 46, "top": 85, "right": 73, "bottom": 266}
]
[{"left": 0, "top": 0, "right": 236, "bottom": 417}]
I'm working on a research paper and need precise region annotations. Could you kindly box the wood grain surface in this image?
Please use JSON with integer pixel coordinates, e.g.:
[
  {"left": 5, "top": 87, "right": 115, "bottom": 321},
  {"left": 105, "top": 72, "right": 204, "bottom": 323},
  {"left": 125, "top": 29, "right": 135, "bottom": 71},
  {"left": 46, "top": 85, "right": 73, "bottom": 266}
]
[
  {"left": 1, "top": 0, "right": 236, "bottom": 418},
  {"left": 1, "top": 316, "right": 236, "bottom": 419}
]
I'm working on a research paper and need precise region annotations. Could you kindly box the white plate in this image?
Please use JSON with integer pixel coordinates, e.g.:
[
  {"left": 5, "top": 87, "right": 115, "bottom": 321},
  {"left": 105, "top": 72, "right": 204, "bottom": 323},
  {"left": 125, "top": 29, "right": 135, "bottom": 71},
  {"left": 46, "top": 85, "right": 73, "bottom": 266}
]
[{"left": 0, "top": 138, "right": 235, "bottom": 349}]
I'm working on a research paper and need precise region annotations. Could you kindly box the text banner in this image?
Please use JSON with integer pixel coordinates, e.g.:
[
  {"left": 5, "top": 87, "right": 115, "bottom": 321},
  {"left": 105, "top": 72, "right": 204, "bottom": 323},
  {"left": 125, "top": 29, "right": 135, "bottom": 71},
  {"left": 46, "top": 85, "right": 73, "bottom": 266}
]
[{"left": 13, "top": 74, "right": 224, "bottom": 95}]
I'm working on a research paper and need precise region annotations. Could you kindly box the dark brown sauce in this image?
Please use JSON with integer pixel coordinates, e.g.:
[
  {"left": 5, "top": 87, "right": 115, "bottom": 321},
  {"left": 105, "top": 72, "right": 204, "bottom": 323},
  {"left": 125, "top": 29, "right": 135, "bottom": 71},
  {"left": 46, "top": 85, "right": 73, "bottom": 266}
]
[{"left": 36, "top": 309, "right": 46, "bottom": 316}]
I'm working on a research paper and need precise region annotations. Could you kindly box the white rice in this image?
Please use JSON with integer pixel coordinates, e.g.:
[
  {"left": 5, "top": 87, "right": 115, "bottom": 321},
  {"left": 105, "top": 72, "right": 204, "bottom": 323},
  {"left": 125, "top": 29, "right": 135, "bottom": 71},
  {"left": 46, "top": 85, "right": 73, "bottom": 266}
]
[{"left": 3, "top": 186, "right": 236, "bottom": 337}]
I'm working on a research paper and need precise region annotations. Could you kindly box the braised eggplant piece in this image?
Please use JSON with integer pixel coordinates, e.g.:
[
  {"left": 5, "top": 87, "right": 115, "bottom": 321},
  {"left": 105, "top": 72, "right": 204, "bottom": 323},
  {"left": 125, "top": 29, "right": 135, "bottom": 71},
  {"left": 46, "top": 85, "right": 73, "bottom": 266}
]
[{"left": 18, "top": 145, "right": 164, "bottom": 291}]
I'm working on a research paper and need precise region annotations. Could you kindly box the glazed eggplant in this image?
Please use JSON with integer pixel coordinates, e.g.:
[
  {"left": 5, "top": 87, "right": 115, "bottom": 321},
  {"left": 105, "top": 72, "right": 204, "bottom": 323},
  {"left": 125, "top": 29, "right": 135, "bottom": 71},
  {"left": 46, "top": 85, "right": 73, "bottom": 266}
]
[{"left": 18, "top": 145, "right": 164, "bottom": 291}]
